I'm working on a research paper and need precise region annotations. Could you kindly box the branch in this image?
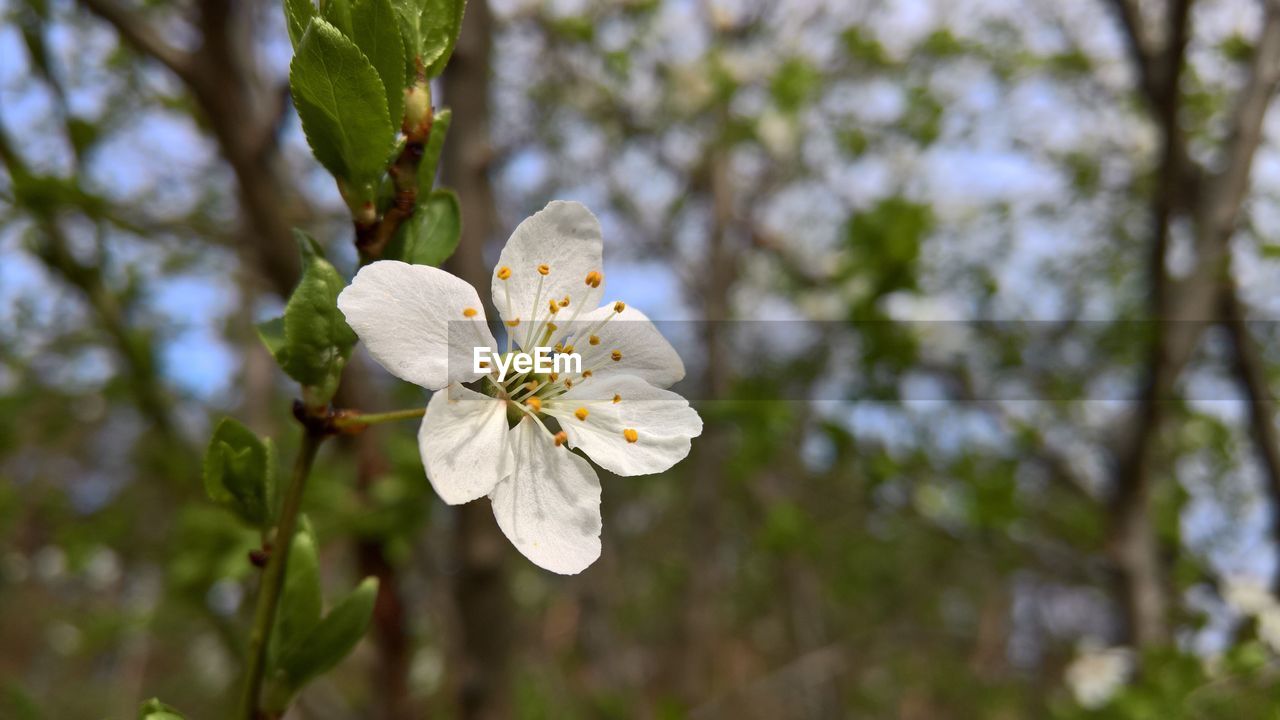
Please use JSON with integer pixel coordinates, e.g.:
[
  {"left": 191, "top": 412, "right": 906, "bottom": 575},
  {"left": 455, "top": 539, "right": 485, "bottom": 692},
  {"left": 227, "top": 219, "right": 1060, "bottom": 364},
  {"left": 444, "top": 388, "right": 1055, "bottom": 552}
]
[
  {"left": 77, "top": 0, "right": 197, "bottom": 88},
  {"left": 1221, "top": 283, "right": 1280, "bottom": 594}
]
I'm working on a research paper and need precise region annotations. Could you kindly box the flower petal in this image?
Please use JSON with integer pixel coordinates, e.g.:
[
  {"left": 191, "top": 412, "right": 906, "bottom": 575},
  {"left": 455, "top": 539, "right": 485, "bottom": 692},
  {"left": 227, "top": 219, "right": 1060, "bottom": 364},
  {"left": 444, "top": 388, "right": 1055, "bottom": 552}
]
[
  {"left": 420, "top": 384, "right": 512, "bottom": 504},
  {"left": 546, "top": 374, "right": 702, "bottom": 477},
  {"left": 491, "top": 201, "right": 605, "bottom": 332},
  {"left": 568, "top": 304, "right": 685, "bottom": 388},
  {"left": 489, "top": 417, "right": 602, "bottom": 574},
  {"left": 338, "top": 260, "right": 496, "bottom": 390}
]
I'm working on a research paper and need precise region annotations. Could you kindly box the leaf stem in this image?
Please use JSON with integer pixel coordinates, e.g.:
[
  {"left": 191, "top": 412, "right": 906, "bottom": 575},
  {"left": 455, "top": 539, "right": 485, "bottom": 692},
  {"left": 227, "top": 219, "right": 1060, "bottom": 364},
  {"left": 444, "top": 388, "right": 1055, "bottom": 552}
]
[
  {"left": 239, "top": 428, "right": 325, "bottom": 720},
  {"left": 332, "top": 406, "right": 426, "bottom": 430}
]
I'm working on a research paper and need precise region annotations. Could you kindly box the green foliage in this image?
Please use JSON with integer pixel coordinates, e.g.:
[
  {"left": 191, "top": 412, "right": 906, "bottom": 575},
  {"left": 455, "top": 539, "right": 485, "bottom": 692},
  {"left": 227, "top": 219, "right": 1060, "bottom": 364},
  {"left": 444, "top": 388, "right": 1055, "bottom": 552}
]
[
  {"left": 290, "top": 18, "right": 396, "bottom": 185},
  {"left": 418, "top": 107, "right": 452, "bottom": 194},
  {"left": 843, "top": 197, "right": 932, "bottom": 299},
  {"left": 420, "top": 0, "right": 467, "bottom": 77},
  {"left": 351, "top": 0, "right": 407, "bottom": 126},
  {"left": 266, "top": 577, "right": 380, "bottom": 708},
  {"left": 202, "top": 418, "right": 276, "bottom": 527},
  {"left": 138, "top": 698, "right": 185, "bottom": 720},
  {"left": 282, "top": 0, "right": 316, "bottom": 47},
  {"left": 270, "top": 520, "right": 323, "bottom": 665},
  {"left": 385, "top": 189, "right": 461, "bottom": 266},
  {"left": 769, "top": 57, "right": 821, "bottom": 113},
  {"left": 259, "top": 231, "right": 358, "bottom": 404}
]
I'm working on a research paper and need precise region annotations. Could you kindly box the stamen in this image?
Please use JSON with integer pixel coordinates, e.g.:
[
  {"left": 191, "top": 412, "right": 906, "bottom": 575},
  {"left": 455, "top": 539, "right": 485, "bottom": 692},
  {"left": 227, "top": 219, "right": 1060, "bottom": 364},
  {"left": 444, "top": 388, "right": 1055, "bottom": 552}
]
[
  {"left": 462, "top": 307, "right": 478, "bottom": 318},
  {"left": 563, "top": 344, "right": 574, "bottom": 354},
  {"left": 589, "top": 335, "right": 600, "bottom": 346},
  {"left": 548, "top": 299, "right": 559, "bottom": 315},
  {"left": 623, "top": 428, "right": 638, "bottom": 443},
  {"left": 496, "top": 266, "right": 511, "bottom": 280},
  {"left": 526, "top": 396, "right": 542, "bottom": 413},
  {"left": 612, "top": 394, "right": 621, "bottom": 403},
  {"left": 537, "top": 264, "right": 550, "bottom": 276},
  {"left": 506, "top": 318, "right": 520, "bottom": 327},
  {"left": 584, "top": 271, "right": 602, "bottom": 288},
  {"left": 559, "top": 296, "right": 570, "bottom": 308},
  {"left": 611, "top": 350, "right": 623, "bottom": 362},
  {"left": 583, "top": 370, "right": 593, "bottom": 378},
  {"left": 553, "top": 431, "right": 568, "bottom": 446},
  {"left": 564, "top": 379, "right": 573, "bottom": 388},
  {"left": 613, "top": 301, "right": 626, "bottom": 313},
  {"left": 574, "top": 407, "right": 589, "bottom": 421}
]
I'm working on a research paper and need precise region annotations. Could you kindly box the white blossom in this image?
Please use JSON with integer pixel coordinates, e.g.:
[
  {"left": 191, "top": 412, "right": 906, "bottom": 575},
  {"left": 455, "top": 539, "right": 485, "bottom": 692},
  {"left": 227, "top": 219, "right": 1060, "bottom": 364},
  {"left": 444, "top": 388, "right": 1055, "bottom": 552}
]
[
  {"left": 339, "top": 201, "right": 702, "bottom": 574},
  {"left": 1065, "top": 643, "right": 1132, "bottom": 710}
]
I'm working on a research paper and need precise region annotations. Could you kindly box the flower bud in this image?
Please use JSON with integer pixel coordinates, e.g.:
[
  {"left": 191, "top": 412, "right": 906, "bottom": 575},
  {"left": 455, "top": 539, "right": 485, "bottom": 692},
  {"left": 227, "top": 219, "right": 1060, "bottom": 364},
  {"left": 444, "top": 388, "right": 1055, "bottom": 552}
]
[{"left": 403, "top": 80, "right": 433, "bottom": 139}]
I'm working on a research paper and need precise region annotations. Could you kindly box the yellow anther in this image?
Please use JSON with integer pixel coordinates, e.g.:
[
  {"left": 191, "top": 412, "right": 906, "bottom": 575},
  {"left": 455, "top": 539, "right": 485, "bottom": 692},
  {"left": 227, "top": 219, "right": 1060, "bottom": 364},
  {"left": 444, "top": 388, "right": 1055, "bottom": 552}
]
[
  {"left": 526, "top": 396, "right": 542, "bottom": 413},
  {"left": 613, "top": 301, "right": 626, "bottom": 313},
  {"left": 537, "top": 264, "right": 550, "bottom": 276},
  {"left": 554, "top": 343, "right": 564, "bottom": 353},
  {"left": 563, "top": 345, "right": 574, "bottom": 354},
  {"left": 611, "top": 350, "right": 623, "bottom": 362},
  {"left": 548, "top": 299, "right": 559, "bottom": 314},
  {"left": 553, "top": 431, "right": 568, "bottom": 446},
  {"left": 574, "top": 407, "right": 589, "bottom": 421},
  {"left": 506, "top": 317, "right": 521, "bottom": 327},
  {"left": 612, "top": 394, "right": 621, "bottom": 403},
  {"left": 549, "top": 373, "right": 559, "bottom": 381},
  {"left": 559, "top": 296, "right": 570, "bottom": 307},
  {"left": 525, "top": 381, "right": 538, "bottom": 391},
  {"left": 589, "top": 335, "right": 600, "bottom": 346},
  {"left": 462, "top": 307, "right": 478, "bottom": 318},
  {"left": 564, "top": 379, "right": 573, "bottom": 388},
  {"left": 583, "top": 370, "right": 593, "bottom": 378},
  {"left": 623, "top": 428, "right": 638, "bottom": 443},
  {"left": 584, "top": 271, "right": 603, "bottom": 288},
  {"left": 497, "top": 266, "right": 511, "bottom": 280},
  {"left": 546, "top": 322, "right": 557, "bottom": 332}
]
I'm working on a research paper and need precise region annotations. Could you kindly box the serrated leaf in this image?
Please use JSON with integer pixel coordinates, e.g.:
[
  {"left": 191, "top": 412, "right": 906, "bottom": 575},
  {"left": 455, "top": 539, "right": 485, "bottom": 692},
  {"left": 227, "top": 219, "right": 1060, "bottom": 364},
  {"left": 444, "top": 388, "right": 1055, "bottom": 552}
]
[
  {"left": 279, "top": 230, "right": 358, "bottom": 401},
  {"left": 283, "top": 0, "right": 316, "bottom": 47},
  {"left": 351, "top": 0, "right": 406, "bottom": 126},
  {"left": 420, "top": 0, "right": 466, "bottom": 77},
  {"left": 138, "top": 698, "right": 185, "bottom": 720},
  {"left": 417, "top": 108, "right": 450, "bottom": 195},
  {"left": 277, "top": 577, "right": 379, "bottom": 689},
  {"left": 203, "top": 419, "right": 275, "bottom": 527},
  {"left": 290, "top": 19, "right": 396, "bottom": 183},
  {"left": 385, "top": 190, "right": 460, "bottom": 266}
]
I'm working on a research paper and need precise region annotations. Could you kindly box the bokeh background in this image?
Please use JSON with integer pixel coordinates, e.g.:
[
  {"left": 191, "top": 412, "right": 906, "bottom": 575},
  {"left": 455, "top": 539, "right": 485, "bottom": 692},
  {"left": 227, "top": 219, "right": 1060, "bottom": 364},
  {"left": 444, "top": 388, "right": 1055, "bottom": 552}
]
[{"left": 6, "top": 0, "right": 1280, "bottom": 717}]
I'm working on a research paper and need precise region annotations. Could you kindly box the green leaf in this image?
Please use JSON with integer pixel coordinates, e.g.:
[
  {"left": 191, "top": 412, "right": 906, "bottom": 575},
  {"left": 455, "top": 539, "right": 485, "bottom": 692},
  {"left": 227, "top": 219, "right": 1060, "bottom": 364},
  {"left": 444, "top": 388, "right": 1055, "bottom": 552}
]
[
  {"left": 278, "top": 230, "right": 358, "bottom": 402},
  {"left": 385, "top": 190, "right": 460, "bottom": 266},
  {"left": 256, "top": 316, "right": 287, "bottom": 360},
  {"left": 290, "top": 18, "right": 396, "bottom": 184},
  {"left": 351, "top": 0, "right": 406, "bottom": 126},
  {"left": 391, "top": 0, "right": 422, "bottom": 76},
  {"left": 283, "top": 0, "right": 316, "bottom": 47},
  {"left": 420, "top": 0, "right": 466, "bottom": 77},
  {"left": 417, "top": 108, "right": 451, "bottom": 195},
  {"left": 277, "top": 577, "right": 379, "bottom": 689},
  {"left": 269, "top": 521, "right": 323, "bottom": 665},
  {"left": 138, "top": 698, "right": 185, "bottom": 720},
  {"left": 321, "top": 0, "right": 352, "bottom": 35},
  {"left": 202, "top": 418, "right": 275, "bottom": 527}
]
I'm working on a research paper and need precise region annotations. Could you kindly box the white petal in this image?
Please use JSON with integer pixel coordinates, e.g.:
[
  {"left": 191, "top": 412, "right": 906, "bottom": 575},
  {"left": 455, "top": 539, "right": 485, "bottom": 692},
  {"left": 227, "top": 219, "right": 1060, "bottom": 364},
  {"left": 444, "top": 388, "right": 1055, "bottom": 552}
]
[
  {"left": 338, "top": 260, "right": 497, "bottom": 390},
  {"left": 546, "top": 374, "right": 702, "bottom": 477},
  {"left": 419, "top": 384, "right": 512, "bottom": 504},
  {"left": 489, "top": 418, "right": 602, "bottom": 574},
  {"left": 568, "top": 304, "right": 685, "bottom": 388},
  {"left": 491, "top": 201, "right": 605, "bottom": 331}
]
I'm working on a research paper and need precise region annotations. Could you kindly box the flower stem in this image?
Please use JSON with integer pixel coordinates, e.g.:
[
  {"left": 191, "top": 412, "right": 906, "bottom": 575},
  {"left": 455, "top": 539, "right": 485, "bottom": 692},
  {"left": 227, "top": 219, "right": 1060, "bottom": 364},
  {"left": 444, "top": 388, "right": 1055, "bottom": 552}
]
[
  {"left": 332, "top": 406, "right": 426, "bottom": 430},
  {"left": 238, "top": 428, "right": 325, "bottom": 720}
]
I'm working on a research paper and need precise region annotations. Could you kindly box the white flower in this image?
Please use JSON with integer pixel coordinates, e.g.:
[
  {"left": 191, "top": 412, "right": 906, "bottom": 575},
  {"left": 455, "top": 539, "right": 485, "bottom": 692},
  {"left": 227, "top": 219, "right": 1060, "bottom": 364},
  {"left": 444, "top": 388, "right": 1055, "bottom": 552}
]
[
  {"left": 338, "top": 201, "right": 702, "bottom": 574},
  {"left": 1223, "top": 574, "right": 1278, "bottom": 617},
  {"left": 1065, "top": 643, "right": 1132, "bottom": 710}
]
